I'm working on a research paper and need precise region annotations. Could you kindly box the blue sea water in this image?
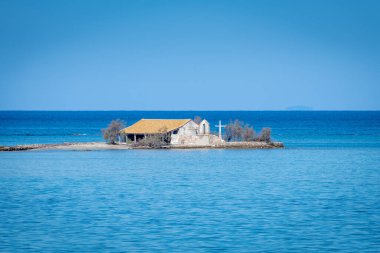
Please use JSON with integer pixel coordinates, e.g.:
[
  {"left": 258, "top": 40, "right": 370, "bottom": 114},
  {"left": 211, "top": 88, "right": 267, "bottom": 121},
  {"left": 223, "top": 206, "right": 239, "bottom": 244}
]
[{"left": 0, "top": 111, "right": 380, "bottom": 252}]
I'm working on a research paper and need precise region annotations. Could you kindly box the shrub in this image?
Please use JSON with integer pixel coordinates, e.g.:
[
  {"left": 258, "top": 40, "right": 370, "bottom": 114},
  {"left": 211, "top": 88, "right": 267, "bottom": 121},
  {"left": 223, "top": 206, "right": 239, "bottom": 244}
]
[
  {"left": 242, "top": 125, "right": 255, "bottom": 141},
  {"left": 132, "top": 126, "right": 170, "bottom": 148},
  {"left": 224, "top": 121, "right": 234, "bottom": 141},
  {"left": 132, "top": 135, "right": 167, "bottom": 148},
  {"left": 102, "top": 119, "right": 125, "bottom": 144},
  {"left": 255, "top": 128, "right": 271, "bottom": 143},
  {"left": 225, "top": 120, "right": 244, "bottom": 141}
]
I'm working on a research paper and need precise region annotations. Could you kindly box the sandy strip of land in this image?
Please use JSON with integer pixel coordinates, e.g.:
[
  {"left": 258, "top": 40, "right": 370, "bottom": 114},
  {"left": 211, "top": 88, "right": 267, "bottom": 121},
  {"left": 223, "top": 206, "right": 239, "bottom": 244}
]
[
  {"left": 0, "top": 142, "right": 130, "bottom": 151},
  {"left": 0, "top": 141, "right": 284, "bottom": 152}
]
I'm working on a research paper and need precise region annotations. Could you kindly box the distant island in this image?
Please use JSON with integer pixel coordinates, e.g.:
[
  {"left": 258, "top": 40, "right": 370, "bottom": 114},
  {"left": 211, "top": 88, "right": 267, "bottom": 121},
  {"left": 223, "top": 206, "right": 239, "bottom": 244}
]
[{"left": 0, "top": 117, "right": 284, "bottom": 151}]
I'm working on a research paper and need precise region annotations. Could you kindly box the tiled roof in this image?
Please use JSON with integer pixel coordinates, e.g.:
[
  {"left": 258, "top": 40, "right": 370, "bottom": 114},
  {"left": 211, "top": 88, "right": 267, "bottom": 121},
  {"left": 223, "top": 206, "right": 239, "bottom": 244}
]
[{"left": 120, "top": 119, "right": 191, "bottom": 134}]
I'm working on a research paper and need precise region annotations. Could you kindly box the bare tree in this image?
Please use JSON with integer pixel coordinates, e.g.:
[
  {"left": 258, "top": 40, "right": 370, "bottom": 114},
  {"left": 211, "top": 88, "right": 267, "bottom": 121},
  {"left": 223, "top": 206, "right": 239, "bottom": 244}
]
[
  {"left": 233, "top": 120, "right": 243, "bottom": 140},
  {"left": 225, "top": 120, "right": 244, "bottom": 141},
  {"left": 102, "top": 119, "right": 125, "bottom": 144},
  {"left": 256, "top": 128, "right": 271, "bottom": 143},
  {"left": 224, "top": 120, "right": 234, "bottom": 141},
  {"left": 193, "top": 116, "right": 202, "bottom": 124},
  {"left": 242, "top": 124, "right": 255, "bottom": 141}
]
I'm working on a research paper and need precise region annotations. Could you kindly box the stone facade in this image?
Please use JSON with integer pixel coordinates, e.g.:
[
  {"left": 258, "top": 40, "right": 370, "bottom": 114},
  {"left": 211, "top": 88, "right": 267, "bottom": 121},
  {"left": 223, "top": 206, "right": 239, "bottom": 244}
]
[
  {"left": 120, "top": 118, "right": 224, "bottom": 146},
  {"left": 170, "top": 120, "right": 224, "bottom": 146},
  {"left": 199, "top": 119, "right": 210, "bottom": 135}
]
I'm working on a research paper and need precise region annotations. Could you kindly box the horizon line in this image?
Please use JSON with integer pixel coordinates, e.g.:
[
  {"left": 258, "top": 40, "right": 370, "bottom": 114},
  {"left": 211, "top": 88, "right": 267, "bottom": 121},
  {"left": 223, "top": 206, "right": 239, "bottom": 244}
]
[{"left": 1, "top": 109, "right": 380, "bottom": 112}]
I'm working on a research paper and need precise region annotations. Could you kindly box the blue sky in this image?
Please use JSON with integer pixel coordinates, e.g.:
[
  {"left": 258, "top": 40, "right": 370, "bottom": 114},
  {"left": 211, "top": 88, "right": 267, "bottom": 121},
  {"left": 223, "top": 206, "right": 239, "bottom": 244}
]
[{"left": 0, "top": 0, "right": 379, "bottom": 110}]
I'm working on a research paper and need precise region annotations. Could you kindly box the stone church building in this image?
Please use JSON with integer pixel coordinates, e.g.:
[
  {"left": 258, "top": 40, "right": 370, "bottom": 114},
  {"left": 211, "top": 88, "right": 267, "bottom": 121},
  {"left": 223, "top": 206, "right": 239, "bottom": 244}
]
[{"left": 120, "top": 119, "right": 222, "bottom": 146}]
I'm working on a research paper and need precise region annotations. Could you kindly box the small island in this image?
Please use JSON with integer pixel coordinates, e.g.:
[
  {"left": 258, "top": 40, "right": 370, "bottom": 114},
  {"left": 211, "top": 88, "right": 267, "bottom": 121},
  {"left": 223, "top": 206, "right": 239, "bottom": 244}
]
[{"left": 0, "top": 117, "right": 284, "bottom": 151}]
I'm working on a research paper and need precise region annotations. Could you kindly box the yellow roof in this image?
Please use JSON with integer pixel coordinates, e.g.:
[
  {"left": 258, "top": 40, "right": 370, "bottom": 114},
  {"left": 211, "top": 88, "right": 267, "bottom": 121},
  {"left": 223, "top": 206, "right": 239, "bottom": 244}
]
[{"left": 120, "top": 119, "right": 191, "bottom": 134}]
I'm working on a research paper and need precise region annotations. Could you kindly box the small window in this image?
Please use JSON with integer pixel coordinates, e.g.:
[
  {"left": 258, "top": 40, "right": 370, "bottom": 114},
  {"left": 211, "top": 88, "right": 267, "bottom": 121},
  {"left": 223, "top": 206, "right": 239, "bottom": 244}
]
[{"left": 173, "top": 130, "right": 178, "bottom": 134}]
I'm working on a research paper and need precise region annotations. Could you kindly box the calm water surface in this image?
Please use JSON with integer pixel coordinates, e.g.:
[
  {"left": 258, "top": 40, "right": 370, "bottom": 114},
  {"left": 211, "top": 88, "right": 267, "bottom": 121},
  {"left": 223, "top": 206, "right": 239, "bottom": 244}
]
[{"left": 0, "top": 111, "right": 380, "bottom": 252}]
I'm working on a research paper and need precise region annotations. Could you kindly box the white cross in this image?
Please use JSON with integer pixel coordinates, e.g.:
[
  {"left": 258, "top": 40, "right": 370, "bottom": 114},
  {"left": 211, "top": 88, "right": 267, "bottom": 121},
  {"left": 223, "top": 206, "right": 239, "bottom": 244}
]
[{"left": 215, "top": 120, "right": 226, "bottom": 139}]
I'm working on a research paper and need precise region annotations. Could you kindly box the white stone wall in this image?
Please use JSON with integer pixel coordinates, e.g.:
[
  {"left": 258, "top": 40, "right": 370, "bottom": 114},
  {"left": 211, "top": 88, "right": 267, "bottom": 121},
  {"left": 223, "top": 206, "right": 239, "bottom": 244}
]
[
  {"left": 170, "top": 134, "right": 224, "bottom": 146},
  {"left": 209, "top": 134, "right": 225, "bottom": 145},
  {"left": 171, "top": 135, "right": 208, "bottom": 145},
  {"left": 171, "top": 121, "right": 198, "bottom": 145},
  {"left": 170, "top": 120, "right": 224, "bottom": 146},
  {"left": 171, "top": 133, "right": 224, "bottom": 146},
  {"left": 199, "top": 120, "right": 210, "bottom": 135},
  {"left": 170, "top": 134, "right": 181, "bottom": 144},
  {"left": 177, "top": 121, "right": 199, "bottom": 136}
]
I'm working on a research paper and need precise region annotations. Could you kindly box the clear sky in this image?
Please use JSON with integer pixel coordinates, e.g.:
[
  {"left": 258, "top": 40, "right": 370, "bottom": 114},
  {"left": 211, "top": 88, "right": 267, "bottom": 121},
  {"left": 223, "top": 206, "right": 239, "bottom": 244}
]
[{"left": 0, "top": 0, "right": 379, "bottom": 110}]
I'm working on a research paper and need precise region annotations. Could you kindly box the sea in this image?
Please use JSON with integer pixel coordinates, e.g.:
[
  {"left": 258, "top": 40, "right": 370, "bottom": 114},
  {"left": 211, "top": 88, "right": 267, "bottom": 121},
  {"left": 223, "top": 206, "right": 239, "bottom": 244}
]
[{"left": 0, "top": 111, "right": 379, "bottom": 252}]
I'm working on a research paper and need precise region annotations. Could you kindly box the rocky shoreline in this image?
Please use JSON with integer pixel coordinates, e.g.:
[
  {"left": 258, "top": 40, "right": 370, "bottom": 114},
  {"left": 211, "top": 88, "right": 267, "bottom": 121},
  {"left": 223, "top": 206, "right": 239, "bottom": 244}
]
[{"left": 0, "top": 141, "right": 284, "bottom": 152}]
